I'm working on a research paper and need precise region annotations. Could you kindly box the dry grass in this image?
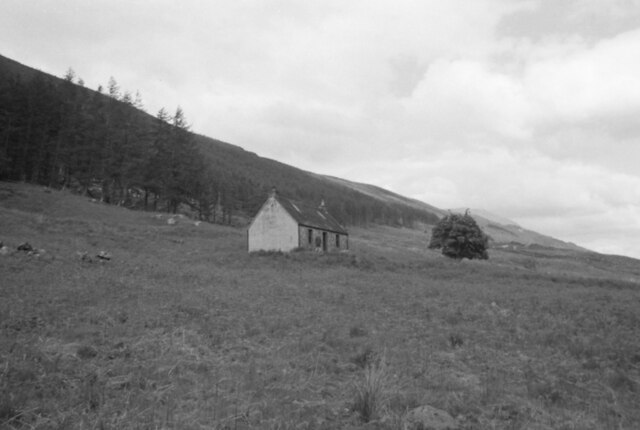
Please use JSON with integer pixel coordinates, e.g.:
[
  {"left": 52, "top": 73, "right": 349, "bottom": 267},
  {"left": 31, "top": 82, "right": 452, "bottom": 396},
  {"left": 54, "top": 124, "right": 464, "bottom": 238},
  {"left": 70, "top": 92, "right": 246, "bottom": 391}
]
[
  {"left": 1, "top": 182, "right": 640, "bottom": 429},
  {"left": 351, "top": 351, "right": 390, "bottom": 423}
]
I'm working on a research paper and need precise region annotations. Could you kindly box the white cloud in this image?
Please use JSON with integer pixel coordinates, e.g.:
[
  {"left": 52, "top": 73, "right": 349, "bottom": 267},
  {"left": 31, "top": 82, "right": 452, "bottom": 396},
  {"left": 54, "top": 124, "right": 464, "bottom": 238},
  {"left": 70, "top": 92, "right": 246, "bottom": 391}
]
[
  {"left": 403, "top": 59, "right": 532, "bottom": 142},
  {"left": 524, "top": 29, "right": 640, "bottom": 123}
]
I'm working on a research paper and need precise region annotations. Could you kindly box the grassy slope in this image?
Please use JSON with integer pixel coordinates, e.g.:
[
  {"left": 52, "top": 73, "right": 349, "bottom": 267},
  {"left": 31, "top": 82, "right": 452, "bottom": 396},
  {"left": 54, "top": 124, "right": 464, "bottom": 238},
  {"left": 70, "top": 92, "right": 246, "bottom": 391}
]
[
  {"left": 1, "top": 182, "right": 640, "bottom": 429},
  {"left": 317, "top": 175, "right": 445, "bottom": 217}
]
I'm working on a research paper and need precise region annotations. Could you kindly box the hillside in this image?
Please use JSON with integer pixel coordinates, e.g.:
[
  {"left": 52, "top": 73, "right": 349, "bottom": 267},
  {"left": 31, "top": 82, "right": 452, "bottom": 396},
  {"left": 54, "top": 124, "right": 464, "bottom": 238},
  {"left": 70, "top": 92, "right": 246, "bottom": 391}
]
[
  {"left": 0, "top": 52, "right": 440, "bottom": 229},
  {"left": 320, "top": 175, "right": 445, "bottom": 218},
  {"left": 0, "top": 52, "right": 592, "bottom": 252},
  {"left": 1, "top": 182, "right": 639, "bottom": 429},
  {"left": 192, "top": 133, "right": 442, "bottom": 227}
]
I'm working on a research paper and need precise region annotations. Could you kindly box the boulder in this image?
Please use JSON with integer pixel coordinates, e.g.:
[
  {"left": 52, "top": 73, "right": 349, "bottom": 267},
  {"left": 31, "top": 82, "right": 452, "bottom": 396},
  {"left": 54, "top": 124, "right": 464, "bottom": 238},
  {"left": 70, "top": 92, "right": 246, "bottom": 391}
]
[
  {"left": 96, "top": 251, "right": 112, "bottom": 261},
  {"left": 404, "top": 405, "right": 458, "bottom": 430},
  {"left": 17, "top": 242, "right": 33, "bottom": 252}
]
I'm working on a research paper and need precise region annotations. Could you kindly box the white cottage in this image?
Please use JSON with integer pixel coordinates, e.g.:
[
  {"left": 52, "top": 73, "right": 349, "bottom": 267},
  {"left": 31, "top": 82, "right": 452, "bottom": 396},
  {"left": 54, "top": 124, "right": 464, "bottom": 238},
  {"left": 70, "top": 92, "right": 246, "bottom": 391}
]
[{"left": 247, "top": 190, "right": 349, "bottom": 252}]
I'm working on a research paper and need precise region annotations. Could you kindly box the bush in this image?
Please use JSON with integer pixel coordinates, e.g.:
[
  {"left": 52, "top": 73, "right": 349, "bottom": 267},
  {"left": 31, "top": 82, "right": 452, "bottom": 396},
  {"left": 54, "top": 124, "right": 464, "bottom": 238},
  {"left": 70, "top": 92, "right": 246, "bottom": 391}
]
[{"left": 429, "top": 210, "right": 489, "bottom": 260}]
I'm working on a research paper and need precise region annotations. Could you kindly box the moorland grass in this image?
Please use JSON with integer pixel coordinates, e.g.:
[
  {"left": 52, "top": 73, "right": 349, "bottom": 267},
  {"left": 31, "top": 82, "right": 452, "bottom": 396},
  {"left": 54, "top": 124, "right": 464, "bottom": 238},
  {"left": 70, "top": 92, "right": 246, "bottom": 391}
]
[{"left": 1, "top": 182, "right": 639, "bottom": 429}]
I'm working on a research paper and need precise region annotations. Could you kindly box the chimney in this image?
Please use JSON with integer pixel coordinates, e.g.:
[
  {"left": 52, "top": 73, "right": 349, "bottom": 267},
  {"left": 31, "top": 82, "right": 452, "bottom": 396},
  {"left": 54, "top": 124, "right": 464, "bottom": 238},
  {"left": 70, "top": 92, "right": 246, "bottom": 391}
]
[
  {"left": 269, "top": 187, "right": 277, "bottom": 198},
  {"left": 318, "top": 199, "right": 326, "bottom": 211}
]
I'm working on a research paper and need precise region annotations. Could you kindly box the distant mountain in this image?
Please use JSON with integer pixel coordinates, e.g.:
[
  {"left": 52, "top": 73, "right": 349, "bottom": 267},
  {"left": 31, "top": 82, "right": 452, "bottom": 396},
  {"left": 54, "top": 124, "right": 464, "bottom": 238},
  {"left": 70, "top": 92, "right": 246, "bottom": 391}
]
[
  {"left": 449, "top": 208, "right": 587, "bottom": 252},
  {"left": 452, "top": 208, "right": 519, "bottom": 227}
]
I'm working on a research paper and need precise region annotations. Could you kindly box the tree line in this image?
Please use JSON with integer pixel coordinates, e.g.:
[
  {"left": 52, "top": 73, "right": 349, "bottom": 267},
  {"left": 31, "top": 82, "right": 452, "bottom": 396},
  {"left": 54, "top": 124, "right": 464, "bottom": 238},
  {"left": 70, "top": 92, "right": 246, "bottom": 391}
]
[
  {"left": 0, "top": 68, "right": 234, "bottom": 222},
  {"left": 0, "top": 63, "right": 440, "bottom": 228}
]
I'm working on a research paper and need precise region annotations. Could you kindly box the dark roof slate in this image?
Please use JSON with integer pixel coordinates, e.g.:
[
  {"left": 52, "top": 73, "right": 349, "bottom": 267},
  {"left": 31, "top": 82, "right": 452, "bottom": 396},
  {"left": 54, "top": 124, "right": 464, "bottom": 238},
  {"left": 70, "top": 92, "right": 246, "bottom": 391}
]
[{"left": 276, "top": 195, "right": 348, "bottom": 235}]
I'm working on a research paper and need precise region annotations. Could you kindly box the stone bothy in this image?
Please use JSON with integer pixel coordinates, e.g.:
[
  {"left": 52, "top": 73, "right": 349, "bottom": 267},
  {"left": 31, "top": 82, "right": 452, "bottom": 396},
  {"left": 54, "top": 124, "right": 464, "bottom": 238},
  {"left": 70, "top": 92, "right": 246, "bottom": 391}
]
[{"left": 247, "top": 189, "right": 349, "bottom": 253}]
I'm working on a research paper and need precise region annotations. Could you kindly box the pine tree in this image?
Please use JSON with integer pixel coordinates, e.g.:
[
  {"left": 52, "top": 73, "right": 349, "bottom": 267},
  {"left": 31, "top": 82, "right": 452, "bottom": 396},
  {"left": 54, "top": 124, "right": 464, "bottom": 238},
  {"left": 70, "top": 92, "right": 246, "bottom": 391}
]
[
  {"left": 133, "top": 91, "right": 144, "bottom": 111},
  {"left": 107, "top": 76, "right": 120, "bottom": 100},
  {"left": 63, "top": 67, "right": 75, "bottom": 83}
]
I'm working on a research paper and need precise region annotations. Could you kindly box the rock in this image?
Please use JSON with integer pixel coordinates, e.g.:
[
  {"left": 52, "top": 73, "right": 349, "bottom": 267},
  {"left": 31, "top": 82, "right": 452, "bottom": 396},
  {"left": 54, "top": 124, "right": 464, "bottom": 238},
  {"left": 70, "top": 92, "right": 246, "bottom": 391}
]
[
  {"left": 17, "top": 242, "right": 33, "bottom": 252},
  {"left": 0, "top": 246, "right": 10, "bottom": 256},
  {"left": 79, "top": 251, "right": 94, "bottom": 263},
  {"left": 96, "top": 251, "right": 111, "bottom": 261},
  {"left": 405, "top": 405, "right": 458, "bottom": 430},
  {"left": 167, "top": 217, "right": 177, "bottom": 225}
]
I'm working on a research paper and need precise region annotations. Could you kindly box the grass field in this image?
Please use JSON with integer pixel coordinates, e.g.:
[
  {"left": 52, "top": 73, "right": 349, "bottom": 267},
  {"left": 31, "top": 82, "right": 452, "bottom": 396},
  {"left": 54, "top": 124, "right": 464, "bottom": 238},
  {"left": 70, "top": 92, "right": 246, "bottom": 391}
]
[{"left": 1, "top": 182, "right": 639, "bottom": 429}]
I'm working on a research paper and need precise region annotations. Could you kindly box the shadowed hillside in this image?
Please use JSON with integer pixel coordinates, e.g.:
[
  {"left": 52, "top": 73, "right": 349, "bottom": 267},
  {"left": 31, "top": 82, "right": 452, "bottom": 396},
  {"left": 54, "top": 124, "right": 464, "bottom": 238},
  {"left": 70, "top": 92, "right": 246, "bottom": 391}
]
[{"left": 0, "top": 53, "right": 440, "bottom": 228}]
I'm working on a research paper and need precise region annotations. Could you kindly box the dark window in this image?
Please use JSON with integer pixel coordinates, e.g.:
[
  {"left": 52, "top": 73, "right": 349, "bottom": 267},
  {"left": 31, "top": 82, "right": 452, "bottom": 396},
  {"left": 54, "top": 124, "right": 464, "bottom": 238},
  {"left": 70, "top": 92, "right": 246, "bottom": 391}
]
[
  {"left": 308, "top": 229, "right": 313, "bottom": 244},
  {"left": 336, "top": 234, "right": 340, "bottom": 247}
]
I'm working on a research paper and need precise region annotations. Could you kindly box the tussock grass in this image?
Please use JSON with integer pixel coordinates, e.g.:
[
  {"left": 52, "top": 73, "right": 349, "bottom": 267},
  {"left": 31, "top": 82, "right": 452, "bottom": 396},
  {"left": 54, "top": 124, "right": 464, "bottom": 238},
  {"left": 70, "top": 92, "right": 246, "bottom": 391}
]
[
  {"left": 1, "top": 182, "right": 640, "bottom": 428},
  {"left": 351, "top": 351, "right": 390, "bottom": 422}
]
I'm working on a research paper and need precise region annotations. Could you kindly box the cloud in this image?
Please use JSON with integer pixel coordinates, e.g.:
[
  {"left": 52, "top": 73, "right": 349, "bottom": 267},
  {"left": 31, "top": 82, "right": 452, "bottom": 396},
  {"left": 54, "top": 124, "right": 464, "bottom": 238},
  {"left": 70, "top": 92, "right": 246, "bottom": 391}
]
[
  {"left": 523, "top": 29, "right": 640, "bottom": 123},
  {"left": 498, "top": 0, "right": 640, "bottom": 40},
  {"left": 402, "top": 59, "right": 533, "bottom": 143}
]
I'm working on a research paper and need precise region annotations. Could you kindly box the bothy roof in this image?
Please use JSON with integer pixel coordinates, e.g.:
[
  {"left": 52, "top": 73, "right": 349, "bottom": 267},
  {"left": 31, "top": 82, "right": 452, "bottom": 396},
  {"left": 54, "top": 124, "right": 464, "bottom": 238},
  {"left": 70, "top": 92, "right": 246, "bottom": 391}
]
[{"left": 275, "top": 195, "right": 348, "bottom": 235}]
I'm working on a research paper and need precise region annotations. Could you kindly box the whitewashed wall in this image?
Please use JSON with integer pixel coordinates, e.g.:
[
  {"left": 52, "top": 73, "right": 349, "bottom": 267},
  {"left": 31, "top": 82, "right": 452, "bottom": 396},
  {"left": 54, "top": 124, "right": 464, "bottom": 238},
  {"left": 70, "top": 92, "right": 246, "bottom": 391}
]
[{"left": 248, "top": 197, "right": 299, "bottom": 252}]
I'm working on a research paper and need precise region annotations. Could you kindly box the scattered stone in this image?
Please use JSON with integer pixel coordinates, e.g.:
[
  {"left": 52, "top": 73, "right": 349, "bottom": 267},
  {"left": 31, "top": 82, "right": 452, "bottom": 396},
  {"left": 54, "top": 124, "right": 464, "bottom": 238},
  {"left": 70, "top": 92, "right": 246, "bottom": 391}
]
[
  {"left": 404, "top": 405, "right": 458, "bottom": 430},
  {"left": 16, "top": 242, "right": 47, "bottom": 257},
  {"left": 17, "top": 242, "right": 34, "bottom": 252},
  {"left": 78, "top": 251, "right": 94, "bottom": 263},
  {"left": 96, "top": 251, "right": 112, "bottom": 261},
  {"left": 78, "top": 251, "right": 111, "bottom": 263}
]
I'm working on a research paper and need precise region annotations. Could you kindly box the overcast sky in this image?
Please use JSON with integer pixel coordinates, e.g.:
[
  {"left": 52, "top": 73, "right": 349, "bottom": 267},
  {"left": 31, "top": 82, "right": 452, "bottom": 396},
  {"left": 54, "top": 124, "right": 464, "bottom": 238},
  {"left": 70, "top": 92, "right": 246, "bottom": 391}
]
[{"left": 2, "top": 0, "right": 640, "bottom": 258}]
